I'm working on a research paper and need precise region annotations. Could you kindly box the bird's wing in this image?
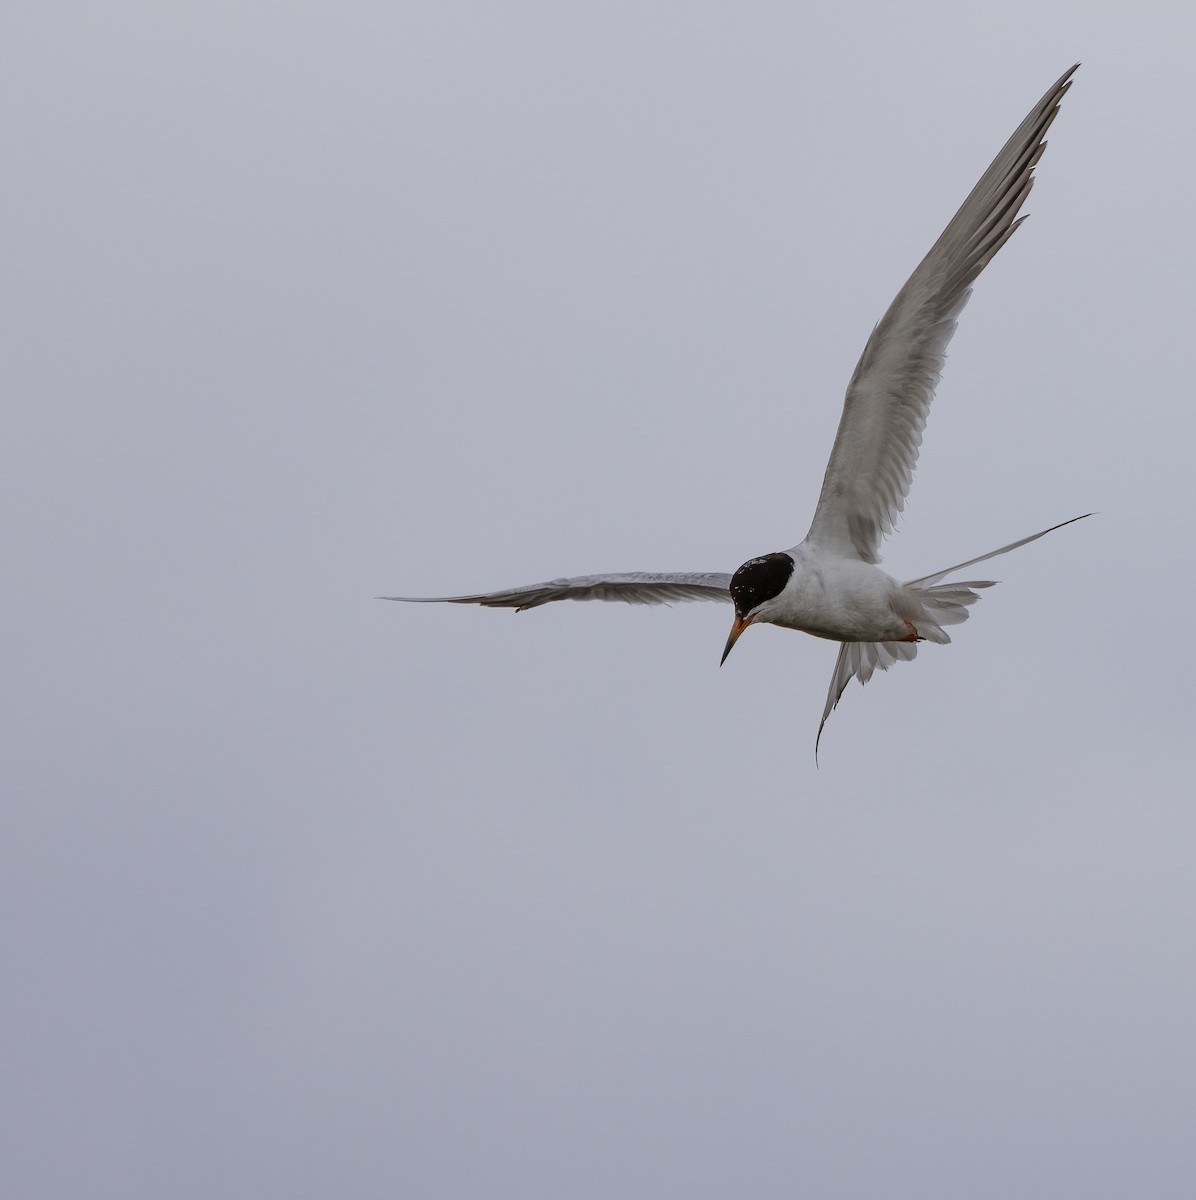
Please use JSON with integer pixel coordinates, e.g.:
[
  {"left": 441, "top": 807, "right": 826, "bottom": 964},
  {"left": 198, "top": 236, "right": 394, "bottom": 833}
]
[
  {"left": 381, "top": 571, "right": 733, "bottom": 611},
  {"left": 803, "top": 65, "right": 1077, "bottom": 564}
]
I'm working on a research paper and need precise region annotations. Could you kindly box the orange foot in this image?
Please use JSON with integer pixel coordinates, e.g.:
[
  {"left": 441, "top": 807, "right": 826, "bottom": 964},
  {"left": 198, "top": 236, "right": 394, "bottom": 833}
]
[{"left": 902, "top": 619, "right": 924, "bottom": 643}]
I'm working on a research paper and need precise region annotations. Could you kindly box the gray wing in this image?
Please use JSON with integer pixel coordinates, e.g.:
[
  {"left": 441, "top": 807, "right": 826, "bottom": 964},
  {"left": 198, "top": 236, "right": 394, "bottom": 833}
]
[
  {"left": 804, "top": 65, "right": 1077, "bottom": 564},
  {"left": 382, "top": 571, "right": 733, "bottom": 612}
]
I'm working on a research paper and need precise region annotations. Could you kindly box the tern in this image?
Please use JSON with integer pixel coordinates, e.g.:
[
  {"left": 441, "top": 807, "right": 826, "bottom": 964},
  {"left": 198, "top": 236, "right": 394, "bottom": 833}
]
[{"left": 388, "top": 66, "right": 1088, "bottom": 756}]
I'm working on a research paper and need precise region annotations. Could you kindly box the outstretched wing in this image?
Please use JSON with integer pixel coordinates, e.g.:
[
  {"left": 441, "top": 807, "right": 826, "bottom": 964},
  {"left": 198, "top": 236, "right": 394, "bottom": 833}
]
[
  {"left": 381, "top": 571, "right": 733, "bottom": 612},
  {"left": 804, "top": 65, "right": 1077, "bottom": 564}
]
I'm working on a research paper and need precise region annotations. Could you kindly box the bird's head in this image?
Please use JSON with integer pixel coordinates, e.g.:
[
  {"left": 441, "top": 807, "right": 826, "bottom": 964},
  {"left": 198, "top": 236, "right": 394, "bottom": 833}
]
[{"left": 720, "top": 552, "right": 795, "bottom": 665}]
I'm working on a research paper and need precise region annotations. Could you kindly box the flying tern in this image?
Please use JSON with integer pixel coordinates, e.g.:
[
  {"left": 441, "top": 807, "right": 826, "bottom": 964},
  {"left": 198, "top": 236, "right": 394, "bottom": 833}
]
[{"left": 388, "top": 65, "right": 1088, "bottom": 756}]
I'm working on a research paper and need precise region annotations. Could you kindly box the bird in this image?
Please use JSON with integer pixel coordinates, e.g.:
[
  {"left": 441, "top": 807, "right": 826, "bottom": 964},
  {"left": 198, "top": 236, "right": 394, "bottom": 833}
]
[{"left": 386, "top": 65, "right": 1087, "bottom": 758}]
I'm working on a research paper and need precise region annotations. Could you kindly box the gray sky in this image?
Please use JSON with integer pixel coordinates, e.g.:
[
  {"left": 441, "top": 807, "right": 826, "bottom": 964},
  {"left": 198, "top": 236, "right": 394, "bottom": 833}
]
[{"left": 5, "top": 3, "right": 1196, "bottom": 1197}]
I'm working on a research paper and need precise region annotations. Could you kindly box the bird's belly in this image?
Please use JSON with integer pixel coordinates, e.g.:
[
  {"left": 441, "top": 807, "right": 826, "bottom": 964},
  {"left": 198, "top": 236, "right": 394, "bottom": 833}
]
[
  {"left": 773, "top": 610, "right": 906, "bottom": 642},
  {"left": 775, "top": 569, "right": 910, "bottom": 642}
]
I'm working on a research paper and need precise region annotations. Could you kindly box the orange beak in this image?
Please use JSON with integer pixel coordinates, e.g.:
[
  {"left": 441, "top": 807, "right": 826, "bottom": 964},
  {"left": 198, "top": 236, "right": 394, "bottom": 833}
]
[{"left": 720, "top": 613, "right": 754, "bottom": 666}]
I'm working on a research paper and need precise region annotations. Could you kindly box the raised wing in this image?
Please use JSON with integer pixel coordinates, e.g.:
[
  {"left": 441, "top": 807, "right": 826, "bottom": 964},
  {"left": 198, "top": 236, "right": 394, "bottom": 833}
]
[
  {"left": 381, "top": 571, "right": 733, "bottom": 611},
  {"left": 804, "top": 65, "right": 1078, "bottom": 564}
]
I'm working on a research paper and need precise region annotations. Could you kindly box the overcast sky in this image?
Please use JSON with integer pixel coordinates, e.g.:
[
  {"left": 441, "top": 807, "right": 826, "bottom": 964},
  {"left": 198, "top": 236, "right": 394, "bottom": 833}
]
[{"left": 5, "top": 3, "right": 1196, "bottom": 1197}]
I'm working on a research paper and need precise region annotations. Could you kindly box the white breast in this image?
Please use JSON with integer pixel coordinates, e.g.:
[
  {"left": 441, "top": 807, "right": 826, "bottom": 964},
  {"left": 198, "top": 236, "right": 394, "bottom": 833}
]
[{"left": 765, "top": 547, "right": 911, "bottom": 643}]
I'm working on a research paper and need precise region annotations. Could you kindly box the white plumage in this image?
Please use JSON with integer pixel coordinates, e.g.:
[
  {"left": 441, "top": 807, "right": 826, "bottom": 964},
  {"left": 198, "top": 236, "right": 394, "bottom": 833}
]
[{"left": 387, "top": 66, "right": 1087, "bottom": 757}]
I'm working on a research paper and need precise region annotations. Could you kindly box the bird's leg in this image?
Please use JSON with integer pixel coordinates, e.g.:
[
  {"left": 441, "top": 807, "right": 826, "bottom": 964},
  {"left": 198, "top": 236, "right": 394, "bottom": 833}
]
[{"left": 902, "top": 619, "right": 924, "bottom": 643}]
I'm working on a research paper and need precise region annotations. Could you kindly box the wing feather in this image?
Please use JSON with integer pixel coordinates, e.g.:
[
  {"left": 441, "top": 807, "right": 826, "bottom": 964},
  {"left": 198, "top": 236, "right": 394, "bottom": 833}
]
[
  {"left": 804, "top": 65, "right": 1078, "bottom": 563},
  {"left": 381, "top": 571, "right": 733, "bottom": 611}
]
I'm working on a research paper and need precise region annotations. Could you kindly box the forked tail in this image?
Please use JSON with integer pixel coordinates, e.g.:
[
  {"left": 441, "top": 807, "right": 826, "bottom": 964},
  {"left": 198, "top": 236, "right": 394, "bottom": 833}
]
[{"left": 815, "top": 514, "right": 1092, "bottom": 762}]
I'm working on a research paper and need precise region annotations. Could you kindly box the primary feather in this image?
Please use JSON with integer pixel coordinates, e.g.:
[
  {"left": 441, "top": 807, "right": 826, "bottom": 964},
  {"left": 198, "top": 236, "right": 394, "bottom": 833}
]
[
  {"left": 804, "top": 65, "right": 1077, "bottom": 564},
  {"left": 382, "top": 571, "right": 732, "bottom": 611}
]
